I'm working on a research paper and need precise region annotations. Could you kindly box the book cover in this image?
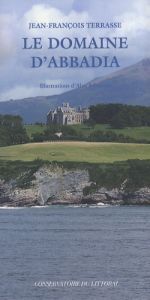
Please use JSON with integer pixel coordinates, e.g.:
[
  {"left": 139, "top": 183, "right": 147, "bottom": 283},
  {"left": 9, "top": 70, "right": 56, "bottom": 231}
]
[{"left": 0, "top": 1, "right": 149, "bottom": 300}]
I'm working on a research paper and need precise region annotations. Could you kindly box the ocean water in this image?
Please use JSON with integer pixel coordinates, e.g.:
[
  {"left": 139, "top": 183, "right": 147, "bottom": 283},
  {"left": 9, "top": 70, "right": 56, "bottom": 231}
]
[{"left": 0, "top": 205, "right": 149, "bottom": 300}]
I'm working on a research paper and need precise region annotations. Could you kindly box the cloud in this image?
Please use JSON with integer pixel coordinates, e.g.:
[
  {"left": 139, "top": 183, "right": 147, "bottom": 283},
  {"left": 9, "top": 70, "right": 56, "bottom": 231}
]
[
  {"left": 114, "top": 0, "right": 150, "bottom": 58},
  {"left": 115, "top": 0, "right": 150, "bottom": 34},
  {"left": 0, "top": 0, "right": 149, "bottom": 101},
  {"left": 0, "top": 85, "right": 37, "bottom": 101},
  {"left": 0, "top": 83, "right": 65, "bottom": 101},
  {"left": 23, "top": 4, "right": 89, "bottom": 38},
  {"left": 0, "top": 13, "right": 17, "bottom": 64}
]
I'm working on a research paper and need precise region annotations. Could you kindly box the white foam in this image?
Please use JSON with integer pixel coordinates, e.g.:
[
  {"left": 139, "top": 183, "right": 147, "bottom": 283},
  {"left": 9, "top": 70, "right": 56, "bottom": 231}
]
[{"left": 0, "top": 206, "right": 24, "bottom": 209}]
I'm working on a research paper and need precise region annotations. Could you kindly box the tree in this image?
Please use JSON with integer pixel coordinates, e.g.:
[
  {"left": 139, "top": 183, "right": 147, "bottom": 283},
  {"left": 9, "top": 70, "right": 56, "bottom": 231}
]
[{"left": 0, "top": 115, "right": 29, "bottom": 146}]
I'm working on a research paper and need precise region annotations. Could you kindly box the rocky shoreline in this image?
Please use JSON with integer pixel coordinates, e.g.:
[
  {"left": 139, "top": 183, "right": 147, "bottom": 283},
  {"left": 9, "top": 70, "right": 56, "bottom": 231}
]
[{"left": 0, "top": 165, "right": 150, "bottom": 207}]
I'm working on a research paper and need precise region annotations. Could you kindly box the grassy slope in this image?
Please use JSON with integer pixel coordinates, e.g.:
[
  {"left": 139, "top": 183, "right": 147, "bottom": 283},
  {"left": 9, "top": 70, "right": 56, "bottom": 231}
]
[
  {"left": 25, "top": 125, "right": 46, "bottom": 138},
  {"left": 72, "top": 124, "right": 150, "bottom": 141},
  {"left": 0, "top": 141, "right": 150, "bottom": 163},
  {"left": 25, "top": 124, "right": 150, "bottom": 141}
]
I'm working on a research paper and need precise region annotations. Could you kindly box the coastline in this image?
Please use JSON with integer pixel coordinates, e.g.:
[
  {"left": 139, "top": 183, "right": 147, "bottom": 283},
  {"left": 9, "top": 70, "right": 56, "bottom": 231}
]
[{"left": 1, "top": 162, "right": 150, "bottom": 207}]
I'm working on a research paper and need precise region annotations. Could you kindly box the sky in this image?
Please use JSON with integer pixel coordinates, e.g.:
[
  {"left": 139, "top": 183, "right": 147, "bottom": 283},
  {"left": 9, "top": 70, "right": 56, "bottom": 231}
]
[{"left": 0, "top": 0, "right": 149, "bottom": 101}]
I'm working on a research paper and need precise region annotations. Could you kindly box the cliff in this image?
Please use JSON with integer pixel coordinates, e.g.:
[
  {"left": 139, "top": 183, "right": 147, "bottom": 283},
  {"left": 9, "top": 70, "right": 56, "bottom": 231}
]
[{"left": 0, "top": 164, "right": 150, "bottom": 207}]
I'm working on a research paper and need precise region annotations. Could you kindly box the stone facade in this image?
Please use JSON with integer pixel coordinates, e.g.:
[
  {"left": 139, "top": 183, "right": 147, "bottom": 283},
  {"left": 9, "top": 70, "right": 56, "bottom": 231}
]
[{"left": 47, "top": 102, "right": 89, "bottom": 125}]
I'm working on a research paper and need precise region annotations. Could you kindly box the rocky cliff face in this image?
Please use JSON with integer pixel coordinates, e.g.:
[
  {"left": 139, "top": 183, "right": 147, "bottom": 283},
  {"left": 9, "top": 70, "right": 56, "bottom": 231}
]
[
  {"left": 0, "top": 165, "right": 150, "bottom": 207},
  {"left": 0, "top": 180, "right": 38, "bottom": 207},
  {"left": 0, "top": 166, "right": 91, "bottom": 207},
  {"left": 34, "top": 165, "right": 91, "bottom": 205}
]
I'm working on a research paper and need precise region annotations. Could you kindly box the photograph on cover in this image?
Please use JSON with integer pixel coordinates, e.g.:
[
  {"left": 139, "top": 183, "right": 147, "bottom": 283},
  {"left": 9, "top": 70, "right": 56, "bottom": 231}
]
[{"left": 0, "top": 0, "right": 150, "bottom": 299}]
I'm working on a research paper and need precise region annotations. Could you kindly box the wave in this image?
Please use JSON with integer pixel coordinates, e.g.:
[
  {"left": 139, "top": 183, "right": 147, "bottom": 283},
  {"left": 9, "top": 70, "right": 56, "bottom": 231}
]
[
  {"left": 0, "top": 205, "right": 50, "bottom": 209},
  {"left": 67, "top": 203, "right": 111, "bottom": 208},
  {"left": 0, "top": 206, "right": 24, "bottom": 210},
  {"left": 0, "top": 204, "right": 113, "bottom": 209}
]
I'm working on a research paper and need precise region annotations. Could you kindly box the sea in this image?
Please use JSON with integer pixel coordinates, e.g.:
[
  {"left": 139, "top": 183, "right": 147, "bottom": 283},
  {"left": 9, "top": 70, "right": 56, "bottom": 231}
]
[{"left": 0, "top": 205, "right": 149, "bottom": 300}]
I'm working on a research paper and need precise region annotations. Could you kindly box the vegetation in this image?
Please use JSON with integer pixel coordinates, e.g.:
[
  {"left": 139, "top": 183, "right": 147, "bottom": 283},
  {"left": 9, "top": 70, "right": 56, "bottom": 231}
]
[
  {"left": 30, "top": 124, "right": 84, "bottom": 142},
  {"left": 83, "top": 159, "right": 150, "bottom": 194},
  {"left": 90, "top": 104, "right": 150, "bottom": 128},
  {"left": 1, "top": 102, "right": 150, "bottom": 151},
  {"left": 0, "top": 141, "right": 150, "bottom": 163},
  {"left": 0, "top": 115, "right": 29, "bottom": 147},
  {"left": 1, "top": 159, "right": 150, "bottom": 193},
  {"left": 1, "top": 109, "right": 150, "bottom": 147},
  {"left": 1, "top": 107, "right": 150, "bottom": 194},
  {"left": 0, "top": 159, "right": 44, "bottom": 188},
  {"left": 25, "top": 124, "right": 46, "bottom": 138},
  {"left": 25, "top": 123, "right": 150, "bottom": 143},
  {"left": 88, "top": 130, "right": 135, "bottom": 143}
]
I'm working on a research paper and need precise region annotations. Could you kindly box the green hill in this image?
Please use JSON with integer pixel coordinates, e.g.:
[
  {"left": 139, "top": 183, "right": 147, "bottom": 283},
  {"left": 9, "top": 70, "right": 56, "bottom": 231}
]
[
  {"left": 0, "top": 141, "right": 150, "bottom": 163},
  {"left": 25, "top": 124, "right": 150, "bottom": 143},
  {"left": 0, "top": 58, "right": 150, "bottom": 123}
]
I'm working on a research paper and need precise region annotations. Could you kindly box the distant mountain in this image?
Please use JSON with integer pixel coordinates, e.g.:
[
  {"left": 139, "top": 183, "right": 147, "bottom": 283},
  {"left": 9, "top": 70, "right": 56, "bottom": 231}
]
[
  {"left": 59, "top": 58, "right": 150, "bottom": 107},
  {"left": 0, "top": 58, "right": 150, "bottom": 123},
  {"left": 0, "top": 96, "right": 58, "bottom": 124}
]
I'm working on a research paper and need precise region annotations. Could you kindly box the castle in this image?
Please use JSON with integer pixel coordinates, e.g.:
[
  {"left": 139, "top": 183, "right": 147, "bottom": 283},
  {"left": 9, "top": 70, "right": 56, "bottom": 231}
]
[{"left": 47, "top": 103, "right": 89, "bottom": 126}]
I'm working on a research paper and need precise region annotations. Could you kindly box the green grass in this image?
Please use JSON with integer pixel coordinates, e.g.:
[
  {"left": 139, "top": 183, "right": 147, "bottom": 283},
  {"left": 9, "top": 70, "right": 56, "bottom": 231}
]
[
  {"left": 0, "top": 141, "right": 150, "bottom": 163},
  {"left": 72, "top": 124, "right": 150, "bottom": 141},
  {"left": 25, "top": 124, "right": 46, "bottom": 138},
  {"left": 112, "top": 126, "right": 150, "bottom": 141},
  {"left": 25, "top": 124, "right": 150, "bottom": 142}
]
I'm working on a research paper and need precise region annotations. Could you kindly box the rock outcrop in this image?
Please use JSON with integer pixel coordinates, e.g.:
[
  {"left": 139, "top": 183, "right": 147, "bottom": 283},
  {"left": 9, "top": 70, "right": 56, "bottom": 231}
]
[{"left": 0, "top": 165, "right": 150, "bottom": 207}]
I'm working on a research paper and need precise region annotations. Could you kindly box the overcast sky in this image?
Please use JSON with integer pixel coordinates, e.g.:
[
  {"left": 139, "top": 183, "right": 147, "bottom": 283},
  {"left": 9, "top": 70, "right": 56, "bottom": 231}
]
[{"left": 0, "top": 0, "right": 149, "bottom": 101}]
